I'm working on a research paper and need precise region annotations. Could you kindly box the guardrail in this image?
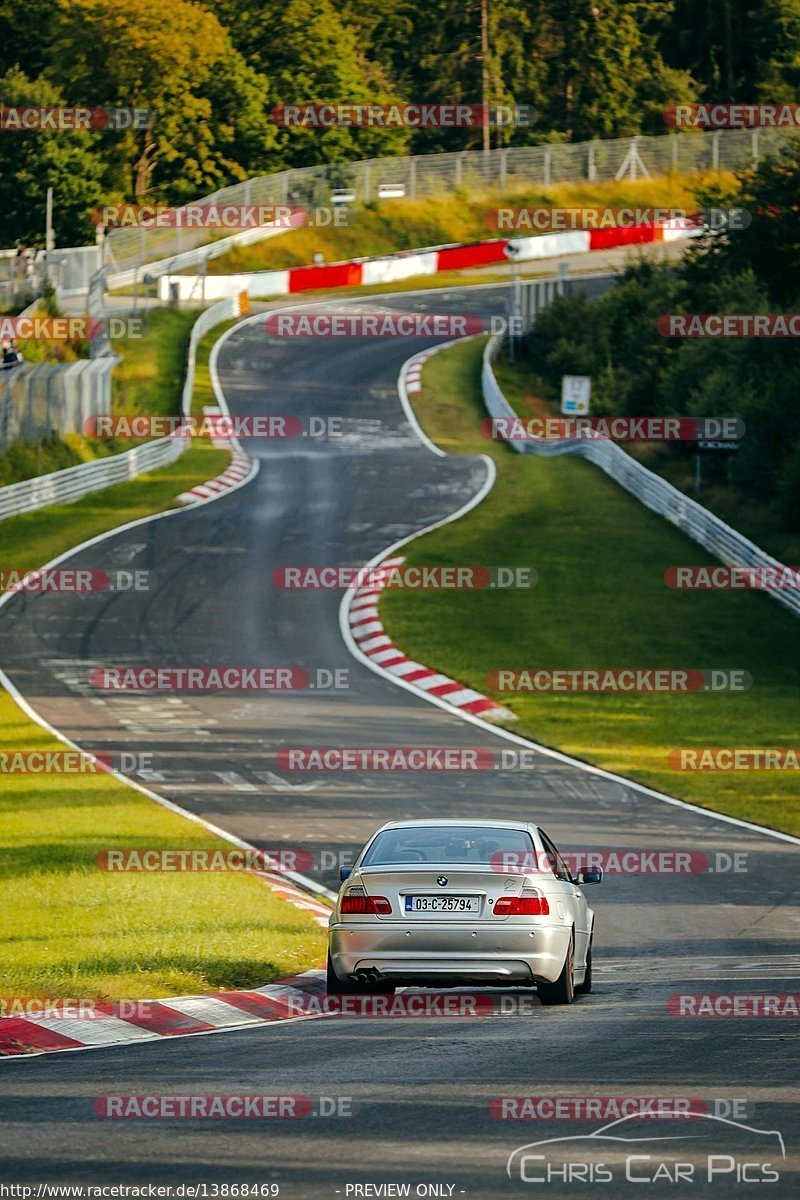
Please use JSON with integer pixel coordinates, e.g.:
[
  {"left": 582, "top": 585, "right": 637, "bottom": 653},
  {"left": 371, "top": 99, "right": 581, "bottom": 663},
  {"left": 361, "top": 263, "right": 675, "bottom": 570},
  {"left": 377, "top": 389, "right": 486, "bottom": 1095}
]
[
  {"left": 0, "top": 293, "right": 244, "bottom": 523},
  {"left": 482, "top": 335, "right": 800, "bottom": 618}
]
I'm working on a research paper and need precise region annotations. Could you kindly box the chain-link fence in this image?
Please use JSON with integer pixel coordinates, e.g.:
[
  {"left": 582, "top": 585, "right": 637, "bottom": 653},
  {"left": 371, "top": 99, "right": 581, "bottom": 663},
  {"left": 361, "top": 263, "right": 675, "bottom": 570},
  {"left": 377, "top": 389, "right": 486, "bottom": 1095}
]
[
  {"left": 0, "top": 250, "right": 46, "bottom": 313},
  {"left": 0, "top": 293, "right": 244, "bottom": 520},
  {"left": 87, "top": 267, "right": 110, "bottom": 358},
  {"left": 104, "top": 127, "right": 794, "bottom": 279},
  {"left": 0, "top": 358, "right": 117, "bottom": 453}
]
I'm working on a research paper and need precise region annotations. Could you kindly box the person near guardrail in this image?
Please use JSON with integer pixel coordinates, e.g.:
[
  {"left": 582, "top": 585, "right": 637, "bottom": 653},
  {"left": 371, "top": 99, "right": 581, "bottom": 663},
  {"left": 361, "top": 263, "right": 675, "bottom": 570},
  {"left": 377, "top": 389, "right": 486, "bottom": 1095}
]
[{"left": 1, "top": 339, "right": 23, "bottom": 368}]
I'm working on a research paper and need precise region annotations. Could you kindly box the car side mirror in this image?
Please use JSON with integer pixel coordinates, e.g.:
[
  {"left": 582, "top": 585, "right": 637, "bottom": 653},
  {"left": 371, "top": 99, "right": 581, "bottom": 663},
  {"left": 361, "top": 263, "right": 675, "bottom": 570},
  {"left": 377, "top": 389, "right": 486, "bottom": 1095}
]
[
  {"left": 340, "top": 867, "right": 351, "bottom": 882},
  {"left": 577, "top": 867, "right": 603, "bottom": 884}
]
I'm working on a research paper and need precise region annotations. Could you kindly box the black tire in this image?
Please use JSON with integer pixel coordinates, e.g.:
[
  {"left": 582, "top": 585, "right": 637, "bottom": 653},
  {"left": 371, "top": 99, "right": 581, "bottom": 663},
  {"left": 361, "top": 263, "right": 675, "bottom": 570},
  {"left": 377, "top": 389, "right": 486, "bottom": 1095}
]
[
  {"left": 538, "top": 937, "right": 575, "bottom": 1006},
  {"left": 575, "top": 938, "right": 592, "bottom": 995},
  {"left": 326, "top": 953, "right": 357, "bottom": 995},
  {"left": 362, "top": 980, "right": 396, "bottom": 995}
]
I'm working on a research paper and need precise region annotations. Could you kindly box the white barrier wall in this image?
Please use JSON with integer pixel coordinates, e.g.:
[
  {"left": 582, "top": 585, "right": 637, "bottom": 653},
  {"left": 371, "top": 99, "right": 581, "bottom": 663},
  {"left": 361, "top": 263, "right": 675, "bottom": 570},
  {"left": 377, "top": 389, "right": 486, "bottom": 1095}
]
[
  {"left": 511, "top": 231, "right": 592, "bottom": 259},
  {"left": 361, "top": 253, "right": 439, "bottom": 285},
  {"left": 158, "top": 271, "right": 288, "bottom": 303}
]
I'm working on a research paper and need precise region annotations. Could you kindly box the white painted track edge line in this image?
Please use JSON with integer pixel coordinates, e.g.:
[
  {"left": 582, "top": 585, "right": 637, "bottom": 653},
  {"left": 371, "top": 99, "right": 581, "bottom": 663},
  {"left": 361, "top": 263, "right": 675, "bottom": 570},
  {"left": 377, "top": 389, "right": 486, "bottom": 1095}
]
[
  {"left": 338, "top": 329, "right": 800, "bottom": 849},
  {"left": 0, "top": 314, "right": 335, "bottom": 907}
]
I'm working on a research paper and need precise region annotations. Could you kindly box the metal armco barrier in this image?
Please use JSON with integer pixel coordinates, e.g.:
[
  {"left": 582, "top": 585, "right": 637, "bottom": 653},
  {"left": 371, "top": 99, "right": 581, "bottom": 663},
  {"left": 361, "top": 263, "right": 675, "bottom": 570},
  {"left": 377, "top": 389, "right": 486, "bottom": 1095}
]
[
  {"left": 0, "top": 293, "right": 244, "bottom": 523},
  {"left": 481, "top": 335, "right": 800, "bottom": 618}
]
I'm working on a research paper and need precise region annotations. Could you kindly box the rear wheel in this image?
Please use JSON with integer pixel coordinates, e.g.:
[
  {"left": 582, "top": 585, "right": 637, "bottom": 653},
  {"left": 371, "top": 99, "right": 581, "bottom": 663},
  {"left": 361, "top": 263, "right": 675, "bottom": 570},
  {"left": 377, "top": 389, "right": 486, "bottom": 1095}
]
[
  {"left": 362, "top": 980, "right": 396, "bottom": 995},
  {"left": 575, "top": 937, "right": 592, "bottom": 995},
  {"left": 538, "top": 937, "right": 574, "bottom": 1006},
  {"left": 326, "top": 953, "right": 359, "bottom": 994}
]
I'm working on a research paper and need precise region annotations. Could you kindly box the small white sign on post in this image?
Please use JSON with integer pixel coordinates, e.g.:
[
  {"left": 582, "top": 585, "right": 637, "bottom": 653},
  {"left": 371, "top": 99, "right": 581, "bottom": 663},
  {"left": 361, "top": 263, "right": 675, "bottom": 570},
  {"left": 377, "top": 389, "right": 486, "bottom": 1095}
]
[{"left": 561, "top": 375, "right": 591, "bottom": 415}]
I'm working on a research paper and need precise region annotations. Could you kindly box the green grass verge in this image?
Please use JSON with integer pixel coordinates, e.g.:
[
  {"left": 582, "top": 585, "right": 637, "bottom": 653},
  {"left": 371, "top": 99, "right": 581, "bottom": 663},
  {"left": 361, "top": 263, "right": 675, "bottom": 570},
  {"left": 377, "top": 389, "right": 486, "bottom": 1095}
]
[
  {"left": 0, "top": 440, "right": 230, "bottom": 577},
  {"left": 0, "top": 310, "right": 328, "bottom": 1001},
  {"left": 0, "top": 309, "right": 201, "bottom": 488},
  {"left": 110, "top": 308, "right": 197, "bottom": 418},
  {"left": 191, "top": 317, "right": 239, "bottom": 417},
  {"left": 207, "top": 175, "right": 720, "bottom": 274},
  {"left": 0, "top": 698, "right": 324, "bottom": 1000},
  {"left": 494, "top": 353, "right": 800, "bottom": 568},
  {"left": 379, "top": 337, "right": 800, "bottom": 837}
]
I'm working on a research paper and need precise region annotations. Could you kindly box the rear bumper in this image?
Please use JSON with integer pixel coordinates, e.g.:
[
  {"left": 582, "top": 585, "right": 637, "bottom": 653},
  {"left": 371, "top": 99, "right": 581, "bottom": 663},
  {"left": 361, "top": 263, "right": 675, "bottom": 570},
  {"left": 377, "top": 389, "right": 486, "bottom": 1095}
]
[{"left": 329, "top": 921, "right": 571, "bottom": 986}]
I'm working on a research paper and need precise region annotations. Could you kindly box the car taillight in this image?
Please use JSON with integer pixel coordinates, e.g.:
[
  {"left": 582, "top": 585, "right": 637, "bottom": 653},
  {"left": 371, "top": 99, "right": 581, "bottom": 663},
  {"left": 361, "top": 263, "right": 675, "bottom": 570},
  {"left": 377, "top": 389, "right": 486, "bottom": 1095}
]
[
  {"left": 341, "top": 892, "right": 392, "bottom": 915},
  {"left": 493, "top": 889, "right": 549, "bottom": 916}
]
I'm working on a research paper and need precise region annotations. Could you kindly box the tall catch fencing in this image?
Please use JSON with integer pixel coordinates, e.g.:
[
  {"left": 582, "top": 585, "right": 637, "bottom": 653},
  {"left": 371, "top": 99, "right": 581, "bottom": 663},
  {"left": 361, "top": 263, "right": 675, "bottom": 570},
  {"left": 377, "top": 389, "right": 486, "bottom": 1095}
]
[
  {"left": 0, "top": 358, "right": 117, "bottom": 454},
  {"left": 0, "top": 293, "right": 245, "bottom": 522},
  {"left": 104, "top": 127, "right": 793, "bottom": 280}
]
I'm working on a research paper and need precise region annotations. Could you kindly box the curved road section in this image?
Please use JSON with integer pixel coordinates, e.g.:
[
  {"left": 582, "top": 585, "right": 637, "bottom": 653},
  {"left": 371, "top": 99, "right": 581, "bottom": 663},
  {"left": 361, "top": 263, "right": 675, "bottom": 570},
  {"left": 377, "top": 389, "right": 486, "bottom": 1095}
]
[{"left": 0, "top": 283, "right": 798, "bottom": 1196}]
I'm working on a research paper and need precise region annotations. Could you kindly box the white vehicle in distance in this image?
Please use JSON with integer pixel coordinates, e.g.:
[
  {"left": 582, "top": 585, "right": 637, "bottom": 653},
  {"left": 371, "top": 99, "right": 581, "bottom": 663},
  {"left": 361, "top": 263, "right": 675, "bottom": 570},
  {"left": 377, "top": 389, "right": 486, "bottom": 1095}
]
[{"left": 327, "top": 819, "right": 601, "bottom": 1005}]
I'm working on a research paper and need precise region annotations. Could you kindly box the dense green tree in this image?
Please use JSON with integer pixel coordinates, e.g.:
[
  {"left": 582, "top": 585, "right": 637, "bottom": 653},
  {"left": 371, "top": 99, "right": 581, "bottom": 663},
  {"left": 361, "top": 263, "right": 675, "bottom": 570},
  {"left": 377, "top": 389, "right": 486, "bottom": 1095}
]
[
  {"left": 46, "top": 0, "right": 279, "bottom": 200},
  {"left": 526, "top": 138, "right": 800, "bottom": 527},
  {"left": 0, "top": 68, "right": 106, "bottom": 245},
  {"left": 690, "top": 133, "right": 800, "bottom": 304},
  {"left": 0, "top": 0, "right": 799, "bottom": 236},
  {"left": 207, "top": 0, "right": 411, "bottom": 165},
  {"left": 663, "top": 0, "right": 800, "bottom": 103}
]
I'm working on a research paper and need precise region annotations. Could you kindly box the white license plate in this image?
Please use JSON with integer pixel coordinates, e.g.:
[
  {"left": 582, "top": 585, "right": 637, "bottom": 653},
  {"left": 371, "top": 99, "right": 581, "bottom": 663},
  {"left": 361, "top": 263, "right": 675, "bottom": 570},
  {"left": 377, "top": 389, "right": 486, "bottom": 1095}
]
[{"left": 404, "top": 894, "right": 480, "bottom": 914}]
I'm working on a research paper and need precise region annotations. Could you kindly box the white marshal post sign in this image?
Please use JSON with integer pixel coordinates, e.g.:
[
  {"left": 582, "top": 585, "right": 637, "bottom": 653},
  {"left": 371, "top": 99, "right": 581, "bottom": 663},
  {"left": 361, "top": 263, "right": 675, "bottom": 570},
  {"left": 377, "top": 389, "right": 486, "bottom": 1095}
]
[{"left": 561, "top": 375, "right": 591, "bottom": 415}]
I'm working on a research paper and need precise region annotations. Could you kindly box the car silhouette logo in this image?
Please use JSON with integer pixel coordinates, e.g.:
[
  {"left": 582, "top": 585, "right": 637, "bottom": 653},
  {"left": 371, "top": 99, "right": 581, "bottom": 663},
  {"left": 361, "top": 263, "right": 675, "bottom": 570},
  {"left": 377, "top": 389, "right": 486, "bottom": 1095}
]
[
  {"left": 506, "top": 1112, "right": 786, "bottom": 1181},
  {"left": 437, "top": 876, "right": 448, "bottom": 886}
]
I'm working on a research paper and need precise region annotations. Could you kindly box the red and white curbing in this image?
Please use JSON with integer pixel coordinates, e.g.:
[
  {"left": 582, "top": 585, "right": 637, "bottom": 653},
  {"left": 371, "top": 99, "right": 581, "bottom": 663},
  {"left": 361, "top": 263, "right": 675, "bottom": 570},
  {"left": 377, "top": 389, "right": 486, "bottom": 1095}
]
[
  {"left": 404, "top": 348, "right": 437, "bottom": 395},
  {"left": 0, "top": 969, "right": 329, "bottom": 1058},
  {"left": 177, "top": 405, "right": 253, "bottom": 504},
  {"left": 0, "top": 872, "right": 332, "bottom": 1058},
  {"left": 347, "top": 555, "right": 514, "bottom": 722}
]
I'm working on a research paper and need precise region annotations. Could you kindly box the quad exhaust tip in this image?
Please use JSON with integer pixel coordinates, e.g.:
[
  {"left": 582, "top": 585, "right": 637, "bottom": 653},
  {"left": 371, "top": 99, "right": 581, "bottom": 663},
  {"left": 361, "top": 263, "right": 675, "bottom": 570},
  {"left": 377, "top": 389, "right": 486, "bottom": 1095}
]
[{"left": 354, "top": 968, "right": 382, "bottom": 984}]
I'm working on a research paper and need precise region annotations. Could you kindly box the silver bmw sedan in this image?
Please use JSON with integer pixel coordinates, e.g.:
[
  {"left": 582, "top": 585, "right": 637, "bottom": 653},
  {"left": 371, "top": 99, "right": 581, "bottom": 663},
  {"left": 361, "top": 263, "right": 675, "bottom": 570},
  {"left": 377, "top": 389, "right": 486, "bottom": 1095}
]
[{"left": 327, "top": 818, "right": 601, "bottom": 1005}]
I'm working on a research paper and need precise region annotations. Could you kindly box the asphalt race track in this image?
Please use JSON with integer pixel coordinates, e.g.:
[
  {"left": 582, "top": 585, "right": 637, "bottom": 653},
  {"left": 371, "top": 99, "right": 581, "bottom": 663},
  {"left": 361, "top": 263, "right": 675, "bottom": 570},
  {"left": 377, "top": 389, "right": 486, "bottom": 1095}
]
[{"left": 1, "top": 280, "right": 799, "bottom": 1197}]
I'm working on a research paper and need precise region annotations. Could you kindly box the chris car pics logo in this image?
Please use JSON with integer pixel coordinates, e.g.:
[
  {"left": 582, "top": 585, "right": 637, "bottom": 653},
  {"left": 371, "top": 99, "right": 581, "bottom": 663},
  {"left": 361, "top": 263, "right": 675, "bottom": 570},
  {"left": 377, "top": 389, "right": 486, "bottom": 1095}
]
[{"left": 506, "top": 1112, "right": 784, "bottom": 1185}]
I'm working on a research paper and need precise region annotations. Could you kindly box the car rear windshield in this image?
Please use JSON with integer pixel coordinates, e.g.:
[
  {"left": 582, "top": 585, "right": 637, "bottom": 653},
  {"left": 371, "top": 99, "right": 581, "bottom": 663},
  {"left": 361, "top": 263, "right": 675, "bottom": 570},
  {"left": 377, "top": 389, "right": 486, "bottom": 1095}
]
[{"left": 360, "top": 825, "right": 535, "bottom": 867}]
